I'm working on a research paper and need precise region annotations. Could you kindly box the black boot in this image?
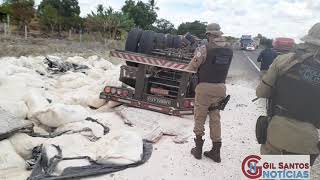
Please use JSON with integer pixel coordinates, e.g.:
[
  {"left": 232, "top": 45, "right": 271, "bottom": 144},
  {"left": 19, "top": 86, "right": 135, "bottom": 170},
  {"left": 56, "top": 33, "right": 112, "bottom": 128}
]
[
  {"left": 204, "top": 142, "right": 222, "bottom": 163},
  {"left": 191, "top": 136, "right": 204, "bottom": 159}
]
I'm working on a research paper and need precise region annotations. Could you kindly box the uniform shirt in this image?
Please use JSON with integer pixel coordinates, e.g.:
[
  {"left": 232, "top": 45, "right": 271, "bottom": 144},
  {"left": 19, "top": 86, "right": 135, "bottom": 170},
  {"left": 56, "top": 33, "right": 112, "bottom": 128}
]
[
  {"left": 186, "top": 37, "right": 229, "bottom": 72},
  {"left": 257, "top": 48, "right": 278, "bottom": 70},
  {"left": 256, "top": 53, "right": 320, "bottom": 154},
  {"left": 186, "top": 45, "right": 207, "bottom": 72},
  {"left": 187, "top": 37, "right": 229, "bottom": 97}
]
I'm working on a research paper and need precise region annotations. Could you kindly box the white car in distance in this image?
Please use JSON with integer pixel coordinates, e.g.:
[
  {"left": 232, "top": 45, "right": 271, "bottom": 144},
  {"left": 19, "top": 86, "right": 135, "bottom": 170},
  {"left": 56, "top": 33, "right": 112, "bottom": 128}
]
[{"left": 246, "top": 44, "right": 255, "bottom": 51}]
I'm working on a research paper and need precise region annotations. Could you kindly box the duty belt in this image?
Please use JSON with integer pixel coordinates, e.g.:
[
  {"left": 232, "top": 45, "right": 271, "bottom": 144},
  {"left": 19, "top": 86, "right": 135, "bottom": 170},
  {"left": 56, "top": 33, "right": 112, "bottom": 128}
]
[{"left": 273, "top": 105, "right": 320, "bottom": 128}]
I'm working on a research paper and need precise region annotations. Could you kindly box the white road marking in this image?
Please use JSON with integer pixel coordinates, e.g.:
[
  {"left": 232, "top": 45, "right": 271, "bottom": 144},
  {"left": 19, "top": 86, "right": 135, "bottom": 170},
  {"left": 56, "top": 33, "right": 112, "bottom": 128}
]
[{"left": 242, "top": 51, "right": 260, "bottom": 72}]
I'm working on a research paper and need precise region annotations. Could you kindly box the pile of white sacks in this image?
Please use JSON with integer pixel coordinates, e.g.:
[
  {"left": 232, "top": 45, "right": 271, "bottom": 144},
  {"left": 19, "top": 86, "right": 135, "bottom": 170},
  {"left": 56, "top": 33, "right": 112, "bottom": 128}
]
[{"left": 0, "top": 55, "right": 144, "bottom": 179}]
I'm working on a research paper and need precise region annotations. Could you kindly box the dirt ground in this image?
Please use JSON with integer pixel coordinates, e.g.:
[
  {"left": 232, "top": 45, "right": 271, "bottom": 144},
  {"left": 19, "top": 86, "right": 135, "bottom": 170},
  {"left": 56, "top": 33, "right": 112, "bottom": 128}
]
[{"left": 0, "top": 35, "right": 125, "bottom": 58}]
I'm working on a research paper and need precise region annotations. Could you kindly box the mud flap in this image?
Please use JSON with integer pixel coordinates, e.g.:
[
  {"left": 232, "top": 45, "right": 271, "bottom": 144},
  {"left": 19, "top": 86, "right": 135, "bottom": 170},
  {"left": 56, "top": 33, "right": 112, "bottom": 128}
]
[{"left": 255, "top": 116, "right": 269, "bottom": 144}]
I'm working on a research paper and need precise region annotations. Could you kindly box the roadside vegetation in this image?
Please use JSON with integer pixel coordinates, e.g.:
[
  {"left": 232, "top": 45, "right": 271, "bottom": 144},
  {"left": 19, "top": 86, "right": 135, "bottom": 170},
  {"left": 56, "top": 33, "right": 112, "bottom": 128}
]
[{"left": 0, "top": 0, "right": 209, "bottom": 40}]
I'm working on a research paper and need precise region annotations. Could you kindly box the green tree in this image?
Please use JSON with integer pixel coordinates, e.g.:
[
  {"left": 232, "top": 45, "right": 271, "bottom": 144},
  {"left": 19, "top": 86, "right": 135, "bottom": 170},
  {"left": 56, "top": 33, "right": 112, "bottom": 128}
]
[
  {"left": 0, "top": 2, "right": 11, "bottom": 22},
  {"left": 148, "top": 0, "right": 159, "bottom": 11},
  {"left": 61, "top": 0, "right": 80, "bottom": 29},
  {"left": 38, "top": 0, "right": 81, "bottom": 33},
  {"left": 97, "top": 4, "right": 104, "bottom": 15},
  {"left": 0, "top": 1, "right": 12, "bottom": 18},
  {"left": 106, "top": 10, "right": 135, "bottom": 39},
  {"left": 177, "top": 21, "right": 207, "bottom": 38},
  {"left": 38, "top": 4, "right": 58, "bottom": 32},
  {"left": 151, "top": 18, "right": 176, "bottom": 34},
  {"left": 121, "top": 0, "right": 157, "bottom": 29},
  {"left": 85, "top": 4, "right": 135, "bottom": 39},
  {"left": 10, "top": 0, "right": 35, "bottom": 29}
]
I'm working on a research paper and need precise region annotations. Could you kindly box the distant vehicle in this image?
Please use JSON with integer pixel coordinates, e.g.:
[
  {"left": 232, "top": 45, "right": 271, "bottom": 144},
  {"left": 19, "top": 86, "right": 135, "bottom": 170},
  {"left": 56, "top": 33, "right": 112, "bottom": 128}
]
[
  {"left": 246, "top": 44, "right": 255, "bottom": 51},
  {"left": 240, "top": 35, "right": 253, "bottom": 50},
  {"left": 272, "top": 37, "right": 295, "bottom": 54},
  {"left": 253, "top": 37, "right": 260, "bottom": 48}
]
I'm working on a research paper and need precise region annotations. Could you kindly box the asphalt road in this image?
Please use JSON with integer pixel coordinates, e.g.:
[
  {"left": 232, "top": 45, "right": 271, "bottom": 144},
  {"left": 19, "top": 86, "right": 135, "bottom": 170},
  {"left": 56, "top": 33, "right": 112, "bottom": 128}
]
[{"left": 227, "top": 48, "right": 262, "bottom": 87}]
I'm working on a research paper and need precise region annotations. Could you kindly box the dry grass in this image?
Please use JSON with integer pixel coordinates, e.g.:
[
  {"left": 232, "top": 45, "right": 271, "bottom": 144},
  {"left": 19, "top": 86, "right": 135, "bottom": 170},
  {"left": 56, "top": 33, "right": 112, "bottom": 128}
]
[{"left": 0, "top": 34, "right": 125, "bottom": 58}]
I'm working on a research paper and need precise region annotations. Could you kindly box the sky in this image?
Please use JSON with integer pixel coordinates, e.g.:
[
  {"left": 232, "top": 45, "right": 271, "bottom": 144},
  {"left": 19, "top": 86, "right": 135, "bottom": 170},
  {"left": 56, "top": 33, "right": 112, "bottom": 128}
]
[{"left": 33, "top": 0, "right": 320, "bottom": 41}]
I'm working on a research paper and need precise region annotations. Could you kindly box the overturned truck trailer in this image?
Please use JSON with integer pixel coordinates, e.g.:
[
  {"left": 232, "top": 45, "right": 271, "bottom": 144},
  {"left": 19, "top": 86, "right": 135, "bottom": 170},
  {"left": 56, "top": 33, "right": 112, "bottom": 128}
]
[{"left": 100, "top": 29, "right": 202, "bottom": 116}]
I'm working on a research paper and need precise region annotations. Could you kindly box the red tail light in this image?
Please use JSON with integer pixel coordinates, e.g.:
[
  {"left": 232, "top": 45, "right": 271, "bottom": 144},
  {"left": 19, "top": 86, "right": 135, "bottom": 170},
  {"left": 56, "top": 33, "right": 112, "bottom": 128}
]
[
  {"left": 183, "top": 100, "right": 194, "bottom": 108},
  {"left": 104, "top": 87, "right": 111, "bottom": 94},
  {"left": 122, "top": 90, "right": 129, "bottom": 96},
  {"left": 183, "top": 100, "right": 191, "bottom": 108}
]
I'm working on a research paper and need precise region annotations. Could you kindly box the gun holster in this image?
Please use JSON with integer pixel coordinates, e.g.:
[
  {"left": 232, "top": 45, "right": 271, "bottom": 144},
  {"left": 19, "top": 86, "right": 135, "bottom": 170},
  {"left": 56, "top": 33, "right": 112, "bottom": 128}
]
[
  {"left": 255, "top": 116, "right": 270, "bottom": 144},
  {"left": 208, "top": 95, "right": 230, "bottom": 111}
]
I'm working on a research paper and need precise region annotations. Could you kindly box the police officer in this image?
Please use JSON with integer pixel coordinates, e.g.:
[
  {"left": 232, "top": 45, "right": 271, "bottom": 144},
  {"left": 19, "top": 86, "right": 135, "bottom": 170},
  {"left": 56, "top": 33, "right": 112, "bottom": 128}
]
[
  {"left": 256, "top": 23, "right": 320, "bottom": 165},
  {"left": 257, "top": 41, "right": 278, "bottom": 76},
  {"left": 187, "top": 23, "right": 233, "bottom": 162}
]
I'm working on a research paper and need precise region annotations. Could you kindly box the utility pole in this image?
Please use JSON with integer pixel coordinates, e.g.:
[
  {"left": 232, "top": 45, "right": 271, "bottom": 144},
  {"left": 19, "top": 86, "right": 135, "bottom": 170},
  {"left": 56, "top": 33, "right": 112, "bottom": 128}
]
[
  {"left": 80, "top": 29, "right": 82, "bottom": 44},
  {"left": 7, "top": 14, "right": 10, "bottom": 35},
  {"left": 4, "top": 23, "right": 7, "bottom": 36},
  {"left": 25, "top": 25, "right": 28, "bottom": 39},
  {"left": 69, "top": 29, "right": 72, "bottom": 40}
]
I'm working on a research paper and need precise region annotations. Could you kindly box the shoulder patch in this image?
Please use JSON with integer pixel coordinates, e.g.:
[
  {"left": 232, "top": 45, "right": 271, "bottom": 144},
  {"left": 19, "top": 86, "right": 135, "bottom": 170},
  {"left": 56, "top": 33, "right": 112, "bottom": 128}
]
[{"left": 196, "top": 51, "right": 202, "bottom": 58}]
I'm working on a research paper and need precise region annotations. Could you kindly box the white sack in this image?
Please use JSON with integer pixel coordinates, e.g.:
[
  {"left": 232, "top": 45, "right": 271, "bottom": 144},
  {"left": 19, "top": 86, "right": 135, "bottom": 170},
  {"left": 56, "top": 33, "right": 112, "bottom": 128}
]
[
  {"left": 57, "top": 72, "right": 91, "bottom": 89},
  {"left": 66, "top": 56, "right": 86, "bottom": 64},
  {"left": 90, "top": 112, "right": 127, "bottom": 131},
  {"left": 86, "top": 68, "right": 105, "bottom": 80},
  {"left": 9, "top": 133, "right": 47, "bottom": 160},
  {"left": 34, "top": 103, "right": 88, "bottom": 127},
  {"left": 95, "top": 131, "right": 143, "bottom": 165},
  {"left": 62, "top": 83, "right": 106, "bottom": 108},
  {"left": 24, "top": 89, "right": 50, "bottom": 119},
  {"left": 55, "top": 121, "right": 104, "bottom": 140},
  {"left": 93, "top": 60, "right": 114, "bottom": 70},
  {"left": 58, "top": 72, "right": 86, "bottom": 82},
  {"left": 102, "top": 65, "right": 122, "bottom": 87},
  {"left": 2, "top": 73, "right": 45, "bottom": 88},
  {"left": 0, "top": 140, "right": 29, "bottom": 180},
  {"left": 0, "top": 100, "right": 28, "bottom": 119},
  {"left": 85, "top": 83, "right": 106, "bottom": 108},
  {"left": 0, "top": 63, "right": 33, "bottom": 76},
  {"left": 96, "top": 101, "right": 122, "bottom": 112},
  {"left": 44, "top": 134, "right": 94, "bottom": 175},
  {"left": 88, "top": 55, "right": 99, "bottom": 62},
  {"left": 0, "top": 84, "right": 28, "bottom": 102}
]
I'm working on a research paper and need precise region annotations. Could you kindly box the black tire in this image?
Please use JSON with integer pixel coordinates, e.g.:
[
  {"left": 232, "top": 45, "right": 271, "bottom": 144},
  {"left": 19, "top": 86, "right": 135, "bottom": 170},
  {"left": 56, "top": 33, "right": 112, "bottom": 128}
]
[
  {"left": 125, "top": 28, "right": 142, "bottom": 52},
  {"left": 256, "top": 116, "right": 269, "bottom": 144},
  {"left": 165, "top": 34, "right": 174, "bottom": 49},
  {"left": 138, "top": 30, "right": 156, "bottom": 54},
  {"left": 181, "top": 36, "right": 191, "bottom": 47},
  {"left": 172, "top": 35, "right": 182, "bottom": 49},
  {"left": 184, "top": 32, "right": 195, "bottom": 44},
  {"left": 154, "top": 33, "right": 166, "bottom": 50}
]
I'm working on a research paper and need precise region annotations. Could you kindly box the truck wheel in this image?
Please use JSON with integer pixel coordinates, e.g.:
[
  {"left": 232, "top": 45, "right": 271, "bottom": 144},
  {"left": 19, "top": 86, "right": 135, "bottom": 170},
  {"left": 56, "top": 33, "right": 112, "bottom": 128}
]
[
  {"left": 173, "top": 35, "right": 182, "bottom": 49},
  {"left": 125, "top": 28, "right": 142, "bottom": 52},
  {"left": 155, "top": 33, "right": 166, "bottom": 50},
  {"left": 138, "top": 30, "right": 156, "bottom": 54},
  {"left": 165, "top": 34, "right": 174, "bottom": 48}
]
